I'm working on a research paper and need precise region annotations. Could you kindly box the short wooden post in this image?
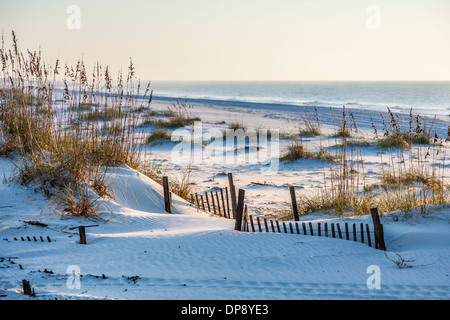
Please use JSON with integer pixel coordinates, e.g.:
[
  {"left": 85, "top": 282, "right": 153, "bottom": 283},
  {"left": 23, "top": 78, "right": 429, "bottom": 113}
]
[
  {"left": 289, "top": 223, "right": 294, "bottom": 234},
  {"left": 271, "top": 220, "right": 275, "bottom": 232},
  {"left": 353, "top": 224, "right": 357, "bottom": 241},
  {"left": 296, "top": 223, "right": 300, "bottom": 235},
  {"left": 22, "top": 279, "right": 34, "bottom": 296},
  {"left": 318, "top": 223, "right": 321, "bottom": 236},
  {"left": 370, "top": 207, "right": 386, "bottom": 251},
  {"left": 331, "top": 223, "right": 336, "bottom": 238},
  {"left": 78, "top": 226, "right": 87, "bottom": 245},
  {"left": 264, "top": 218, "right": 269, "bottom": 232},
  {"left": 234, "top": 189, "right": 245, "bottom": 231},
  {"left": 162, "top": 176, "right": 172, "bottom": 213},
  {"left": 283, "top": 222, "right": 287, "bottom": 233},
  {"left": 276, "top": 221, "right": 281, "bottom": 233},
  {"left": 289, "top": 186, "right": 300, "bottom": 221},
  {"left": 325, "top": 223, "right": 328, "bottom": 237},
  {"left": 228, "top": 173, "right": 237, "bottom": 218}
]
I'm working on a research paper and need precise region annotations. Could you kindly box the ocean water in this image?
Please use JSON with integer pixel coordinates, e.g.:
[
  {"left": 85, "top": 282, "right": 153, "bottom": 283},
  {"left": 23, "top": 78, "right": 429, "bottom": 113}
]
[{"left": 150, "top": 81, "right": 450, "bottom": 117}]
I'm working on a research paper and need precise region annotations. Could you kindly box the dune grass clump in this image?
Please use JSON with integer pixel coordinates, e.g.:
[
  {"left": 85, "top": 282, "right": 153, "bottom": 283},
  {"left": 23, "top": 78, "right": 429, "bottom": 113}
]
[
  {"left": 170, "top": 169, "right": 195, "bottom": 201},
  {"left": 228, "top": 121, "right": 247, "bottom": 131},
  {"left": 79, "top": 108, "right": 126, "bottom": 122},
  {"left": 298, "top": 107, "right": 322, "bottom": 136},
  {"left": 47, "top": 183, "right": 101, "bottom": 218},
  {"left": 377, "top": 133, "right": 411, "bottom": 149},
  {"left": 281, "top": 137, "right": 335, "bottom": 162},
  {"left": 376, "top": 108, "right": 437, "bottom": 149},
  {"left": 143, "top": 102, "right": 200, "bottom": 129},
  {"left": 381, "top": 169, "right": 443, "bottom": 190},
  {"left": 146, "top": 129, "right": 172, "bottom": 145},
  {"left": 0, "top": 31, "right": 149, "bottom": 218}
]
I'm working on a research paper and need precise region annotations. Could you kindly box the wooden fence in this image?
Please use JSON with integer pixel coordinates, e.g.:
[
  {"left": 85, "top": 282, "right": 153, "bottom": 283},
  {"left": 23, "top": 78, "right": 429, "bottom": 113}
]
[
  {"left": 244, "top": 215, "right": 385, "bottom": 249},
  {"left": 189, "top": 173, "right": 237, "bottom": 220},
  {"left": 166, "top": 173, "right": 386, "bottom": 251}
]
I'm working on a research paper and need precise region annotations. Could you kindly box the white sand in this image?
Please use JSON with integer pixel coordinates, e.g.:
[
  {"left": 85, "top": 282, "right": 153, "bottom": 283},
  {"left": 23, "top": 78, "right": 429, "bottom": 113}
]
[{"left": 1, "top": 101, "right": 449, "bottom": 300}]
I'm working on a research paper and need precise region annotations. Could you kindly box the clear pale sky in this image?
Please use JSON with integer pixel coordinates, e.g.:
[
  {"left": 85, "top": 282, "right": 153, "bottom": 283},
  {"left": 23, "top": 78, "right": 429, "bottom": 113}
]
[{"left": 1, "top": 0, "right": 449, "bottom": 81}]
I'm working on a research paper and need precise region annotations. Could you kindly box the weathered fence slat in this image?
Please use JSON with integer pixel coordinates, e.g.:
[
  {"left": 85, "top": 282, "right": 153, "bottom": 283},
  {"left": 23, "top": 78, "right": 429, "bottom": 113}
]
[
  {"left": 366, "top": 224, "right": 372, "bottom": 247},
  {"left": 234, "top": 189, "right": 245, "bottom": 231},
  {"left": 200, "top": 194, "right": 206, "bottom": 211},
  {"left": 228, "top": 173, "right": 237, "bottom": 218},
  {"left": 211, "top": 192, "right": 217, "bottom": 215},
  {"left": 215, "top": 192, "right": 221, "bottom": 216},
  {"left": 370, "top": 207, "right": 386, "bottom": 251},
  {"left": 360, "top": 223, "right": 365, "bottom": 244},
  {"left": 205, "top": 192, "right": 211, "bottom": 213},
  {"left": 162, "top": 176, "right": 172, "bottom": 213},
  {"left": 225, "top": 187, "right": 230, "bottom": 218},
  {"left": 345, "top": 223, "right": 349, "bottom": 240},
  {"left": 264, "top": 218, "right": 269, "bottom": 233},
  {"left": 289, "top": 186, "right": 300, "bottom": 221},
  {"left": 256, "top": 216, "right": 262, "bottom": 232},
  {"left": 249, "top": 215, "right": 256, "bottom": 232},
  {"left": 220, "top": 189, "right": 227, "bottom": 218},
  {"left": 337, "top": 224, "right": 343, "bottom": 239}
]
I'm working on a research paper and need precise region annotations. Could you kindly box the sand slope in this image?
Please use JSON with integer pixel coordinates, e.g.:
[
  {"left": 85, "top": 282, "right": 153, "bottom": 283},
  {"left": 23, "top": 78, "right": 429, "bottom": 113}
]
[{"left": 1, "top": 159, "right": 449, "bottom": 300}]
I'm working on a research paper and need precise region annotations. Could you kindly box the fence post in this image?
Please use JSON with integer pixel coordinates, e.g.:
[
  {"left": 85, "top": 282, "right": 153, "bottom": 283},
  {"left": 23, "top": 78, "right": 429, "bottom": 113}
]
[
  {"left": 370, "top": 207, "right": 386, "bottom": 251},
  {"left": 162, "top": 176, "right": 172, "bottom": 213},
  {"left": 289, "top": 186, "right": 300, "bottom": 221},
  {"left": 78, "top": 226, "right": 87, "bottom": 245},
  {"left": 234, "top": 189, "right": 245, "bottom": 231},
  {"left": 22, "top": 279, "right": 34, "bottom": 296},
  {"left": 228, "top": 173, "right": 237, "bottom": 218}
]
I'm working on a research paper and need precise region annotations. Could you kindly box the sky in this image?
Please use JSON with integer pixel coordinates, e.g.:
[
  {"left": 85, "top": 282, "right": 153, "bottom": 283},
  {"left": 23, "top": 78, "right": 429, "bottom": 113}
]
[{"left": 1, "top": 0, "right": 449, "bottom": 81}]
